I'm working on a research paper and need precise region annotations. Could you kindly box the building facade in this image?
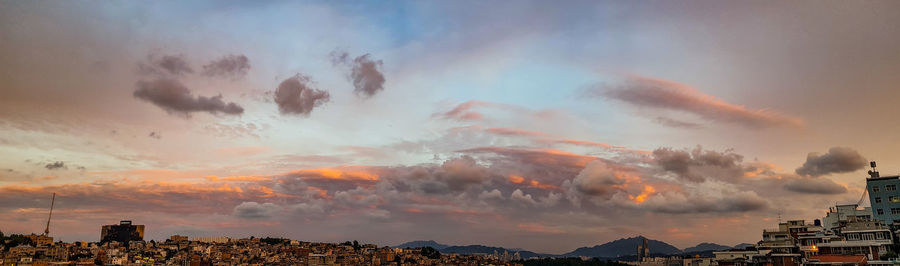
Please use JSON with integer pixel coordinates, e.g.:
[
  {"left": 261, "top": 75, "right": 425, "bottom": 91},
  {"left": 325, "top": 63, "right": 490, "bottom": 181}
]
[
  {"left": 100, "top": 220, "right": 145, "bottom": 243},
  {"left": 823, "top": 204, "right": 873, "bottom": 231},
  {"left": 865, "top": 163, "right": 900, "bottom": 224}
]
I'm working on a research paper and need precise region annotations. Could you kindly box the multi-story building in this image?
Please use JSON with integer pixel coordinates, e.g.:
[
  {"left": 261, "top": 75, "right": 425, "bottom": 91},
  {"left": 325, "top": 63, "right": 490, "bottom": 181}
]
[
  {"left": 101, "top": 220, "right": 145, "bottom": 243},
  {"left": 817, "top": 219, "right": 893, "bottom": 260},
  {"left": 822, "top": 204, "right": 873, "bottom": 231},
  {"left": 865, "top": 162, "right": 900, "bottom": 224},
  {"left": 25, "top": 233, "right": 54, "bottom": 246},
  {"left": 712, "top": 250, "right": 770, "bottom": 266}
]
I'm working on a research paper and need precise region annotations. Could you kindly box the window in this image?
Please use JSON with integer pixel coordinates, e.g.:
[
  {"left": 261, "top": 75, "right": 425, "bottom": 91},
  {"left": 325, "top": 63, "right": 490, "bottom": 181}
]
[
  {"left": 890, "top": 208, "right": 900, "bottom": 214},
  {"left": 888, "top": 185, "right": 897, "bottom": 191},
  {"left": 892, "top": 196, "right": 900, "bottom": 203},
  {"left": 862, "top": 233, "right": 875, "bottom": 240},
  {"left": 878, "top": 209, "right": 885, "bottom": 215},
  {"left": 876, "top": 197, "right": 883, "bottom": 203},
  {"left": 873, "top": 186, "right": 881, "bottom": 192}
]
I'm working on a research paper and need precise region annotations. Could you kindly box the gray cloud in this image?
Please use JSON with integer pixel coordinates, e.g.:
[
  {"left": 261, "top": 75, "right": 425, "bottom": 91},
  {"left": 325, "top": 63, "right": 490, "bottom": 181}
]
[
  {"left": 641, "top": 190, "right": 768, "bottom": 214},
  {"left": 274, "top": 75, "right": 331, "bottom": 116},
  {"left": 429, "top": 155, "right": 490, "bottom": 192},
  {"left": 571, "top": 161, "right": 625, "bottom": 197},
  {"left": 654, "top": 116, "right": 703, "bottom": 129},
  {"left": 331, "top": 51, "right": 386, "bottom": 98},
  {"left": 795, "top": 147, "right": 866, "bottom": 177},
  {"left": 595, "top": 76, "right": 803, "bottom": 129},
  {"left": 45, "top": 161, "right": 66, "bottom": 170},
  {"left": 134, "top": 78, "right": 244, "bottom": 116},
  {"left": 148, "top": 131, "right": 161, "bottom": 139},
  {"left": 138, "top": 54, "right": 194, "bottom": 76},
  {"left": 652, "top": 147, "right": 744, "bottom": 182},
  {"left": 202, "top": 54, "right": 250, "bottom": 78},
  {"left": 783, "top": 176, "right": 847, "bottom": 194},
  {"left": 233, "top": 201, "right": 280, "bottom": 219}
]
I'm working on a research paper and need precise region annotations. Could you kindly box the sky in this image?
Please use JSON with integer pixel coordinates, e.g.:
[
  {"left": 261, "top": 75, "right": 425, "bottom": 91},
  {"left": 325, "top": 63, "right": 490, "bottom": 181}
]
[{"left": 2, "top": 0, "right": 900, "bottom": 254}]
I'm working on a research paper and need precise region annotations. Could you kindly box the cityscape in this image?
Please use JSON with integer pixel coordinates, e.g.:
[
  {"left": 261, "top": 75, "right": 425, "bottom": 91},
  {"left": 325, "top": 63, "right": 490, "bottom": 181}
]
[
  {"left": 3, "top": 165, "right": 900, "bottom": 265},
  {"left": 3, "top": 0, "right": 900, "bottom": 266}
]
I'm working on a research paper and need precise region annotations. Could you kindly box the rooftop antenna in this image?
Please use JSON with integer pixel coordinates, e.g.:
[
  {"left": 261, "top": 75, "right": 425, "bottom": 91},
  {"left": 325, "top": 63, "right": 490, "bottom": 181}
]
[
  {"left": 44, "top": 192, "right": 55, "bottom": 236},
  {"left": 868, "top": 161, "right": 880, "bottom": 178},
  {"left": 857, "top": 189, "right": 869, "bottom": 207}
]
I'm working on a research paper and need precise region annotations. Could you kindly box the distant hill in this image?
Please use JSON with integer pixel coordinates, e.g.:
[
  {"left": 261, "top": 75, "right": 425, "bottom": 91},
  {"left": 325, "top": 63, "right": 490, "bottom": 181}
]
[
  {"left": 438, "top": 245, "right": 550, "bottom": 259},
  {"left": 563, "top": 236, "right": 682, "bottom": 258},
  {"left": 683, "top": 243, "right": 732, "bottom": 253},
  {"left": 392, "top": 240, "right": 449, "bottom": 250},
  {"left": 393, "top": 236, "right": 748, "bottom": 259}
]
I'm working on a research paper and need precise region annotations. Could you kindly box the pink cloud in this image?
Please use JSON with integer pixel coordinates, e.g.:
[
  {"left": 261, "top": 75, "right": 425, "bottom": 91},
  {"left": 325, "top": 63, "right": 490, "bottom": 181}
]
[{"left": 597, "top": 74, "right": 804, "bottom": 129}]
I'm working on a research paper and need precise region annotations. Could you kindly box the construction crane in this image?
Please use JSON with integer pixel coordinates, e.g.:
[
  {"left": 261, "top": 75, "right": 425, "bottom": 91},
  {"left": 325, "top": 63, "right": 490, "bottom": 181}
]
[{"left": 44, "top": 192, "right": 55, "bottom": 236}]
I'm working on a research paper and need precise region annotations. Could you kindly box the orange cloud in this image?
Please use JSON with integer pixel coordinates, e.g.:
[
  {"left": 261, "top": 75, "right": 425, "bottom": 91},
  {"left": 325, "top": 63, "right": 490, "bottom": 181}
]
[
  {"left": 628, "top": 185, "right": 657, "bottom": 204},
  {"left": 287, "top": 167, "right": 379, "bottom": 181},
  {"left": 206, "top": 175, "right": 272, "bottom": 182},
  {"left": 528, "top": 180, "right": 559, "bottom": 190},
  {"left": 509, "top": 175, "right": 559, "bottom": 190}
]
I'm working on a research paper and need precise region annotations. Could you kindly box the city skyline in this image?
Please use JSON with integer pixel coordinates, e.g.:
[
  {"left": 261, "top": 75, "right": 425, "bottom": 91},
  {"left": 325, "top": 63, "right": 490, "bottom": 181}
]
[{"left": 2, "top": 0, "right": 900, "bottom": 254}]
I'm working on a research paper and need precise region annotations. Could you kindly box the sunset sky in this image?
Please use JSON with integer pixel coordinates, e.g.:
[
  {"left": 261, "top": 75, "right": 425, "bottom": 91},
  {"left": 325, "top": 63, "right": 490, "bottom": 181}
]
[{"left": 2, "top": 1, "right": 900, "bottom": 254}]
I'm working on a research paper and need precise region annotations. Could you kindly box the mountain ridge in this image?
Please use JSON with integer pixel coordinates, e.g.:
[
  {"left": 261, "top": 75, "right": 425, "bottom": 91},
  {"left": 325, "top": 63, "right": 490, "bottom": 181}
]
[{"left": 394, "top": 236, "right": 752, "bottom": 259}]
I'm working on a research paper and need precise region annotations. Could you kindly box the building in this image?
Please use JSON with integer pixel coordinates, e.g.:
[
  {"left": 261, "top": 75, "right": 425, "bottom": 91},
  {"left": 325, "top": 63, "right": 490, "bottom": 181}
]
[
  {"left": 807, "top": 255, "right": 868, "bottom": 266},
  {"left": 100, "top": 220, "right": 145, "bottom": 243},
  {"left": 25, "top": 233, "right": 53, "bottom": 246},
  {"left": 713, "top": 250, "right": 770, "bottom": 266},
  {"left": 636, "top": 237, "right": 650, "bottom": 261},
  {"left": 817, "top": 219, "right": 893, "bottom": 260},
  {"left": 169, "top": 235, "right": 189, "bottom": 242},
  {"left": 683, "top": 257, "right": 715, "bottom": 266},
  {"left": 192, "top": 236, "right": 231, "bottom": 243},
  {"left": 823, "top": 204, "right": 874, "bottom": 231},
  {"left": 865, "top": 162, "right": 900, "bottom": 225},
  {"left": 751, "top": 201, "right": 898, "bottom": 266}
]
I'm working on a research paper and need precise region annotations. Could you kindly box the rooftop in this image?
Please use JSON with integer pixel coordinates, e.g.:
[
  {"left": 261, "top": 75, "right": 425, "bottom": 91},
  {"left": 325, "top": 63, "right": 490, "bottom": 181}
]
[
  {"left": 808, "top": 255, "right": 867, "bottom": 264},
  {"left": 867, "top": 175, "right": 900, "bottom": 181}
]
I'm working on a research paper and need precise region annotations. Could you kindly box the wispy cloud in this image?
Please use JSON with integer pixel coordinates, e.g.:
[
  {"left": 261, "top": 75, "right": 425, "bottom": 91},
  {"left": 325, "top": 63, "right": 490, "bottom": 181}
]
[{"left": 593, "top": 75, "right": 803, "bottom": 129}]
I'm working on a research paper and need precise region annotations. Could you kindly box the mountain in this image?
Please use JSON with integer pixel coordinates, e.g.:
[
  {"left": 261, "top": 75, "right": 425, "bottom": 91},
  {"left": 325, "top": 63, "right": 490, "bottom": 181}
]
[
  {"left": 438, "top": 245, "right": 550, "bottom": 259},
  {"left": 563, "top": 236, "right": 682, "bottom": 258},
  {"left": 683, "top": 243, "right": 732, "bottom": 253},
  {"left": 392, "top": 240, "right": 449, "bottom": 250},
  {"left": 733, "top": 243, "right": 755, "bottom": 249}
]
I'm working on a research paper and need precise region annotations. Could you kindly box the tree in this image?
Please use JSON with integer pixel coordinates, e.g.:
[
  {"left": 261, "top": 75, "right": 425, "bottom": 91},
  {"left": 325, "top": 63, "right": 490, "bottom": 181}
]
[
  {"left": 881, "top": 251, "right": 898, "bottom": 261},
  {"left": 420, "top": 246, "right": 441, "bottom": 259}
]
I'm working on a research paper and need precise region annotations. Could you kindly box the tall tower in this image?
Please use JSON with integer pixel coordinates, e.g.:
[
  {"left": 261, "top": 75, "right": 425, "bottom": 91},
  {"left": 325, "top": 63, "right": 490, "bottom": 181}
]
[{"left": 636, "top": 236, "right": 650, "bottom": 261}]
